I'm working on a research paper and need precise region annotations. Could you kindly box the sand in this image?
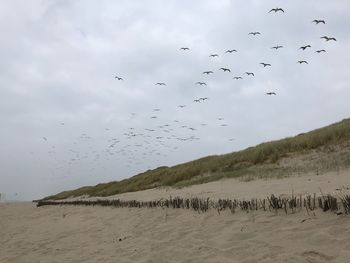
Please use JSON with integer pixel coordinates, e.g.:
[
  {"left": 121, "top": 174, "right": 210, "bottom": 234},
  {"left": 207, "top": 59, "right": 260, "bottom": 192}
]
[{"left": 1, "top": 170, "right": 350, "bottom": 263}]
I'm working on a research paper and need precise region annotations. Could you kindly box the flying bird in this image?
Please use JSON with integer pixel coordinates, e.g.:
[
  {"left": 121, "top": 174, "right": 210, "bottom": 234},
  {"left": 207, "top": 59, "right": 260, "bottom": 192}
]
[
  {"left": 195, "top": 82, "right": 207, "bottom": 85},
  {"left": 194, "top": 99, "right": 201, "bottom": 103},
  {"left": 156, "top": 82, "right": 166, "bottom": 86},
  {"left": 321, "top": 36, "right": 336, "bottom": 41},
  {"left": 150, "top": 116, "right": 158, "bottom": 119},
  {"left": 209, "top": 54, "right": 219, "bottom": 57},
  {"left": 202, "top": 71, "right": 214, "bottom": 75},
  {"left": 298, "top": 60, "right": 308, "bottom": 64},
  {"left": 218, "top": 118, "right": 224, "bottom": 120},
  {"left": 245, "top": 72, "right": 255, "bottom": 76},
  {"left": 42, "top": 137, "right": 47, "bottom": 141},
  {"left": 299, "top": 45, "right": 311, "bottom": 50},
  {"left": 271, "top": 45, "right": 283, "bottom": 50},
  {"left": 178, "top": 105, "right": 186, "bottom": 108},
  {"left": 249, "top": 32, "right": 261, "bottom": 36},
  {"left": 153, "top": 109, "right": 160, "bottom": 111},
  {"left": 260, "top": 63, "right": 271, "bottom": 67},
  {"left": 233, "top": 76, "right": 242, "bottom": 80},
  {"left": 199, "top": 97, "right": 208, "bottom": 101},
  {"left": 312, "top": 19, "right": 325, "bottom": 24},
  {"left": 180, "top": 47, "right": 190, "bottom": 51},
  {"left": 115, "top": 76, "right": 123, "bottom": 80},
  {"left": 219, "top": 68, "right": 231, "bottom": 72},
  {"left": 266, "top": 92, "right": 276, "bottom": 95},
  {"left": 225, "top": 49, "right": 237, "bottom": 53},
  {"left": 315, "top": 49, "right": 326, "bottom": 53},
  {"left": 269, "top": 8, "right": 284, "bottom": 13}
]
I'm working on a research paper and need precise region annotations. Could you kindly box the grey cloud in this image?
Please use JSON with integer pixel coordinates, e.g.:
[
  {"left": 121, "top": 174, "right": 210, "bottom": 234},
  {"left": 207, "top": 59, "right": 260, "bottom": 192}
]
[{"left": 0, "top": 0, "right": 349, "bottom": 200}]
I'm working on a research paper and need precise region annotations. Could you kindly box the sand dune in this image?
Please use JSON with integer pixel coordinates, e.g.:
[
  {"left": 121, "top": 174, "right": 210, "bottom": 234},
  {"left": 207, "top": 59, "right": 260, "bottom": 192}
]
[
  {"left": 1, "top": 170, "right": 350, "bottom": 263},
  {"left": 75, "top": 169, "right": 350, "bottom": 202}
]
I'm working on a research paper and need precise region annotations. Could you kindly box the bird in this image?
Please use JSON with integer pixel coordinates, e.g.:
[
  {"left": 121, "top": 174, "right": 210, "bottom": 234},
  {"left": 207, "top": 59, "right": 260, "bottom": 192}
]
[
  {"left": 115, "top": 76, "right": 123, "bottom": 80},
  {"left": 42, "top": 137, "right": 47, "bottom": 141},
  {"left": 225, "top": 49, "right": 237, "bottom": 53},
  {"left": 266, "top": 92, "right": 276, "bottom": 95},
  {"left": 194, "top": 99, "right": 201, "bottom": 103},
  {"left": 260, "top": 63, "right": 271, "bottom": 67},
  {"left": 321, "top": 36, "right": 336, "bottom": 41},
  {"left": 269, "top": 8, "right": 284, "bottom": 13},
  {"left": 195, "top": 82, "right": 207, "bottom": 85},
  {"left": 153, "top": 109, "right": 160, "bottom": 111},
  {"left": 199, "top": 97, "right": 208, "bottom": 101},
  {"left": 156, "top": 82, "right": 166, "bottom": 86},
  {"left": 299, "top": 45, "right": 311, "bottom": 50},
  {"left": 180, "top": 47, "right": 190, "bottom": 51},
  {"left": 209, "top": 54, "right": 219, "bottom": 57},
  {"left": 178, "top": 105, "right": 186, "bottom": 108},
  {"left": 271, "top": 45, "right": 283, "bottom": 50},
  {"left": 298, "top": 60, "right": 308, "bottom": 64},
  {"left": 312, "top": 19, "right": 325, "bottom": 24},
  {"left": 245, "top": 72, "right": 255, "bottom": 76},
  {"left": 233, "top": 76, "right": 242, "bottom": 80},
  {"left": 150, "top": 116, "right": 157, "bottom": 119},
  {"left": 218, "top": 118, "right": 224, "bottom": 120},
  {"left": 249, "top": 32, "right": 261, "bottom": 36},
  {"left": 316, "top": 49, "right": 326, "bottom": 53},
  {"left": 202, "top": 71, "right": 214, "bottom": 75},
  {"left": 219, "top": 68, "right": 231, "bottom": 72}
]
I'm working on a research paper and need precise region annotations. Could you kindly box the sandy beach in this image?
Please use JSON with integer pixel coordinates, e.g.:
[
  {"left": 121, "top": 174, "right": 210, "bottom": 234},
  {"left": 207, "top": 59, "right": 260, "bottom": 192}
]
[
  {"left": 1, "top": 170, "right": 350, "bottom": 263},
  {"left": 1, "top": 0, "right": 349, "bottom": 262}
]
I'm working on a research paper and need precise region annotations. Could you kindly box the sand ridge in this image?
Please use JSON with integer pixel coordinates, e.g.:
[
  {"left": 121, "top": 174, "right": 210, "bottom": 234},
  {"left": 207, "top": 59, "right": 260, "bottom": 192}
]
[{"left": 71, "top": 169, "right": 350, "bottom": 202}]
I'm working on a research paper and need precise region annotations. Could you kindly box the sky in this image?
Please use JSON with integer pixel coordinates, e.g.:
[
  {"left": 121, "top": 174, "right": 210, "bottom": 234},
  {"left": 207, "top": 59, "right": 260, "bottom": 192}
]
[{"left": 0, "top": 0, "right": 349, "bottom": 201}]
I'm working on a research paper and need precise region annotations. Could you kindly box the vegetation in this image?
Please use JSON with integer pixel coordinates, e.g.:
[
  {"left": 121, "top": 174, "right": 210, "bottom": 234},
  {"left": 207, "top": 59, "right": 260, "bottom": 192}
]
[{"left": 42, "top": 118, "right": 350, "bottom": 200}]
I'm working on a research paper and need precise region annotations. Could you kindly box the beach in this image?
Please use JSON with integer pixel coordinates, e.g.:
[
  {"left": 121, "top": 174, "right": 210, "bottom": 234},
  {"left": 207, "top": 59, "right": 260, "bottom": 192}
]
[{"left": 1, "top": 170, "right": 350, "bottom": 263}]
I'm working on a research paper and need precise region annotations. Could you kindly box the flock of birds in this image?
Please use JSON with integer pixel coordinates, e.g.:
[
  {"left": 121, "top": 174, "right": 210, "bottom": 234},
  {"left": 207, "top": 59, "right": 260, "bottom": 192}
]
[
  {"left": 39, "top": 6, "right": 337, "bottom": 179},
  {"left": 115, "top": 16, "right": 335, "bottom": 95}
]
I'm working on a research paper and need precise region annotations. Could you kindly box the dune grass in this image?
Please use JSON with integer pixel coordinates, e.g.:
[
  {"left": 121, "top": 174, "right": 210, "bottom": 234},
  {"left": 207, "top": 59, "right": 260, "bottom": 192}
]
[{"left": 42, "top": 118, "right": 350, "bottom": 200}]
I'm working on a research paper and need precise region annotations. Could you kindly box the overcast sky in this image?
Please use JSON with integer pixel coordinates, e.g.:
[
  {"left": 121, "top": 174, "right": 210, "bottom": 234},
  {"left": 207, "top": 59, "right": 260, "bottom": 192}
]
[{"left": 0, "top": 0, "right": 349, "bottom": 201}]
